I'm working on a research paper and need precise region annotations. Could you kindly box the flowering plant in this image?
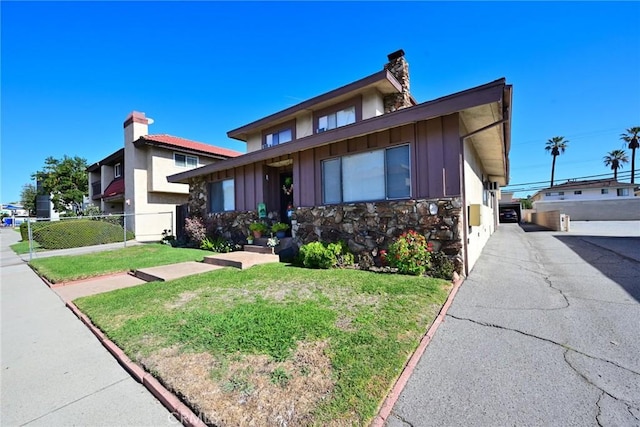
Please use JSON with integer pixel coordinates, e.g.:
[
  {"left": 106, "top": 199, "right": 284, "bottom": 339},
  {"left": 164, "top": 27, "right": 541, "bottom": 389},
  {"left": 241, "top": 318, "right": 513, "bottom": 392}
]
[
  {"left": 282, "top": 177, "right": 293, "bottom": 196},
  {"left": 387, "top": 230, "right": 432, "bottom": 276},
  {"left": 267, "top": 235, "right": 280, "bottom": 248}
]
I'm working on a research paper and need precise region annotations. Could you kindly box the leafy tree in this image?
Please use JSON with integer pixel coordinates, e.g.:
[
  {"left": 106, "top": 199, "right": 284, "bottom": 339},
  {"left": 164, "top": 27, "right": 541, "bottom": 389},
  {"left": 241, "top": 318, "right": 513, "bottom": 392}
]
[
  {"left": 620, "top": 127, "right": 640, "bottom": 184},
  {"left": 520, "top": 196, "right": 533, "bottom": 210},
  {"left": 544, "top": 136, "right": 569, "bottom": 187},
  {"left": 32, "top": 155, "right": 88, "bottom": 214},
  {"left": 603, "top": 149, "right": 629, "bottom": 181},
  {"left": 20, "top": 183, "right": 38, "bottom": 216}
]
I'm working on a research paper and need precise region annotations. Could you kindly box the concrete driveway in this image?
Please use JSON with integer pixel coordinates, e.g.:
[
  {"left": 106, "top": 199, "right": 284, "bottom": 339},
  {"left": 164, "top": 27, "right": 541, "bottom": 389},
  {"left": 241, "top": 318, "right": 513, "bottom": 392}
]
[{"left": 388, "top": 222, "right": 640, "bottom": 426}]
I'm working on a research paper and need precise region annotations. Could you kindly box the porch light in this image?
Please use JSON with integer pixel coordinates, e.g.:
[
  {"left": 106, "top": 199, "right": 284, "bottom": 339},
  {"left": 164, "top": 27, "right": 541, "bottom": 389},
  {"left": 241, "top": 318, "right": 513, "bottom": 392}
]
[{"left": 428, "top": 203, "right": 438, "bottom": 215}]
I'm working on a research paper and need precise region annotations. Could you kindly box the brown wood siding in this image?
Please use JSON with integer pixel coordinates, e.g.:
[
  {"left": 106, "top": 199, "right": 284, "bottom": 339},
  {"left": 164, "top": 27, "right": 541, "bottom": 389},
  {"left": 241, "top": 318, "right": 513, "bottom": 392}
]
[
  {"left": 443, "top": 114, "right": 462, "bottom": 196},
  {"left": 297, "top": 150, "right": 316, "bottom": 207}
]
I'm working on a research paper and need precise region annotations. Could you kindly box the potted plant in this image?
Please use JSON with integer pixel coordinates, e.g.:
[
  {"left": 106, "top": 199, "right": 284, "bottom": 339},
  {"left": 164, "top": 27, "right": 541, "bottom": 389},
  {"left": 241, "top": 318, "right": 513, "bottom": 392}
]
[
  {"left": 246, "top": 233, "right": 254, "bottom": 245},
  {"left": 249, "top": 221, "right": 268, "bottom": 238},
  {"left": 271, "top": 222, "right": 290, "bottom": 238}
]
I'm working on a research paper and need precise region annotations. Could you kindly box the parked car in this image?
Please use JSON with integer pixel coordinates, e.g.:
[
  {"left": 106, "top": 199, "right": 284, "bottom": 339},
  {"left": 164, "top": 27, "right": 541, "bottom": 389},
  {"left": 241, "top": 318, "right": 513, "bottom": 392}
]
[{"left": 499, "top": 209, "right": 519, "bottom": 223}]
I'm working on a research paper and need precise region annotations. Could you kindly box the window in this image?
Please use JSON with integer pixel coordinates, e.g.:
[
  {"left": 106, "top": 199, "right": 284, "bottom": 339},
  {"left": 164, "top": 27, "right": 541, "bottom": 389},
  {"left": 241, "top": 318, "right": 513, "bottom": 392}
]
[
  {"left": 114, "top": 163, "right": 122, "bottom": 178},
  {"left": 601, "top": 189, "right": 609, "bottom": 194},
  {"left": 545, "top": 192, "right": 551, "bottom": 196},
  {"left": 321, "top": 145, "right": 410, "bottom": 204},
  {"left": 175, "top": 153, "right": 198, "bottom": 168},
  {"left": 558, "top": 192, "right": 564, "bottom": 196},
  {"left": 317, "top": 106, "right": 356, "bottom": 133},
  {"left": 574, "top": 191, "right": 582, "bottom": 195},
  {"left": 209, "top": 179, "right": 235, "bottom": 212},
  {"left": 617, "top": 188, "right": 629, "bottom": 196},
  {"left": 264, "top": 128, "right": 292, "bottom": 148}
]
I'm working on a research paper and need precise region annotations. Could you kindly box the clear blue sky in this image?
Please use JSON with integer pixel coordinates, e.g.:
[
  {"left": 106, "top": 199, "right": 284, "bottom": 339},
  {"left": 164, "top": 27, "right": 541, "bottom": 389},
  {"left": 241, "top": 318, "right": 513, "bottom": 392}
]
[{"left": 2, "top": 1, "right": 639, "bottom": 204}]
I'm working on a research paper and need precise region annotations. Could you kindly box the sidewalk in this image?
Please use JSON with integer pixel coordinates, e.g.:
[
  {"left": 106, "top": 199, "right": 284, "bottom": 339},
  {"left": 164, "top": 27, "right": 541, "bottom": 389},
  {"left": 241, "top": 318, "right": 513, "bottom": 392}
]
[{"left": 0, "top": 228, "right": 177, "bottom": 426}]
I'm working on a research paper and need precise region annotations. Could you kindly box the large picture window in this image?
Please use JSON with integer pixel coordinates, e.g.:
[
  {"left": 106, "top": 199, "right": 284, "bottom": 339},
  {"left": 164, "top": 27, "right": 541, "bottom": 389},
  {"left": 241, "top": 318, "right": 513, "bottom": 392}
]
[
  {"left": 321, "top": 145, "right": 410, "bottom": 204},
  {"left": 209, "top": 179, "right": 235, "bottom": 212}
]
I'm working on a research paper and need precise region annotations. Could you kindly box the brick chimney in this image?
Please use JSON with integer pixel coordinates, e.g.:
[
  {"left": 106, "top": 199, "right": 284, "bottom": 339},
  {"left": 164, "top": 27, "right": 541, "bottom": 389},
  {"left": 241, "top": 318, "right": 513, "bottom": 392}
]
[
  {"left": 383, "top": 50, "right": 412, "bottom": 113},
  {"left": 123, "top": 111, "right": 152, "bottom": 144}
]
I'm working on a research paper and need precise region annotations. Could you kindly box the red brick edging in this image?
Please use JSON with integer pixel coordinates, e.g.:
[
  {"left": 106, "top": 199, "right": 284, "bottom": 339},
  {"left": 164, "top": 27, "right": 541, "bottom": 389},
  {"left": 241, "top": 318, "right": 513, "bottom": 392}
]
[
  {"left": 66, "top": 302, "right": 207, "bottom": 427},
  {"left": 370, "top": 273, "right": 465, "bottom": 427}
]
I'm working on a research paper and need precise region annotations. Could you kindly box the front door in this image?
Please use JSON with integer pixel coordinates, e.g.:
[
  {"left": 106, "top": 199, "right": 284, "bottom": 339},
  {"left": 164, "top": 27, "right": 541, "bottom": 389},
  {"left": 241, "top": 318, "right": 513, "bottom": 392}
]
[{"left": 280, "top": 172, "right": 293, "bottom": 224}]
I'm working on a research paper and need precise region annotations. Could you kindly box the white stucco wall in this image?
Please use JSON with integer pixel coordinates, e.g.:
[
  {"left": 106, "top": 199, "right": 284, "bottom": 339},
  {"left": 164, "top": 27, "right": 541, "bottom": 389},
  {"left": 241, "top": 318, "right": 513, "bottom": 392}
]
[
  {"left": 538, "top": 186, "right": 635, "bottom": 201},
  {"left": 463, "top": 140, "right": 496, "bottom": 273},
  {"left": 362, "top": 90, "right": 384, "bottom": 119}
]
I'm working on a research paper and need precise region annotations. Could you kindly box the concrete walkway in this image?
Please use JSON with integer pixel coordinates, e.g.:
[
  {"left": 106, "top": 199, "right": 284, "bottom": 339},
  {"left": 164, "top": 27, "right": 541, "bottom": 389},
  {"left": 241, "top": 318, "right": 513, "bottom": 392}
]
[
  {"left": 0, "top": 229, "right": 177, "bottom": 426},
  {"left": 387, "top": 222, "right": 640, "bottom": 426}
]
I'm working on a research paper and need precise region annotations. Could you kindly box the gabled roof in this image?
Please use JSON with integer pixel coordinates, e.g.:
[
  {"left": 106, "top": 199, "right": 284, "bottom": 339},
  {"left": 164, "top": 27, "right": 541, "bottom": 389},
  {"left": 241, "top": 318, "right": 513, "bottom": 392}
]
[
  {"left": 169, "top": 78, "right": 511, "bottom": 184},
  {"left": 135, "top": 134, "right": 242, "bottom": 159},
  {"left": 227, "top": 69, "right": 416, "bottom": 142}
]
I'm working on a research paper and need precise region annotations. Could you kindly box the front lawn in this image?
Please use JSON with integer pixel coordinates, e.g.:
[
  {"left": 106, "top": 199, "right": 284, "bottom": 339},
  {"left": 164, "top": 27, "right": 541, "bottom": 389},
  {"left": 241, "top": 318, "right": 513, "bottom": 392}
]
[
  {"left": 29, "top": 244, "right": 213, "bottom": 283},
  {"left": 74, "top": 263, "right": 451, "bottom": 425}
]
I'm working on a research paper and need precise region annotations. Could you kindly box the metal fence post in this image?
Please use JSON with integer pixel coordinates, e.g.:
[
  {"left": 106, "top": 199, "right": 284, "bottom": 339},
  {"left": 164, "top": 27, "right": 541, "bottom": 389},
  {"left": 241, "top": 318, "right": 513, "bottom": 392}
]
[{"left": 123, "top": 214, "right": 127, "bottom": 248}]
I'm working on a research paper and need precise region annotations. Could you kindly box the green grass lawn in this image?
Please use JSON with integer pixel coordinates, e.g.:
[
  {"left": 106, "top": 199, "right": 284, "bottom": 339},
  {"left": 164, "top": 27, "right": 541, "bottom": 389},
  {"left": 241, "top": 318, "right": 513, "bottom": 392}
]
[
  {"left": 10, "top": 239, "right": 41, "bottom": 255},
  {"left": 29, "top": 244, "right": 213, "bottom": 283},
  {"left": 74, "top": 263, "right": 451, "bottom": 426}
]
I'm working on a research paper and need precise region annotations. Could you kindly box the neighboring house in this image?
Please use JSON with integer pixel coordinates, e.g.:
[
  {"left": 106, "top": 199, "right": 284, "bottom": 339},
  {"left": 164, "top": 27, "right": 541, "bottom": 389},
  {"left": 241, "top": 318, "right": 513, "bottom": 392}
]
[
  {"left": 87, "top": 112, "right": 241, "bottom": 241},
  {"left": 531, "top": 179, "right": 639, "bottom": 221},
  {"left": 498, "top": 191, "right": 523, "bottom": 221},
  {"left": 168, "top": 50, "right": 513, "bottom": 275}
]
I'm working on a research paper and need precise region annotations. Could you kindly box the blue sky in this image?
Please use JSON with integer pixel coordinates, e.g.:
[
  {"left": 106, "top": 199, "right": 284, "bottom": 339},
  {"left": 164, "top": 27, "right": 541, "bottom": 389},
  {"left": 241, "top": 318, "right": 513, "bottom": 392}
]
[{"left": 2, "top": 1, "right": 639, "bottom": 204}]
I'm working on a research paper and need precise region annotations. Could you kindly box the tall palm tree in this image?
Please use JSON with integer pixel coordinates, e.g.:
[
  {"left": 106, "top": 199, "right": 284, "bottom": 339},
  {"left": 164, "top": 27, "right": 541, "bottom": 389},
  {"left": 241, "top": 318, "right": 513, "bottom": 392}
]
[
  {"left": 603, "top": 149, "right": 629, "bottom": 181},
  {"left": 620, "top": 127, "right": 640, "bottom": 184},
  {"left": 545, "top": 136, "right": 568, "bottom": 187}
]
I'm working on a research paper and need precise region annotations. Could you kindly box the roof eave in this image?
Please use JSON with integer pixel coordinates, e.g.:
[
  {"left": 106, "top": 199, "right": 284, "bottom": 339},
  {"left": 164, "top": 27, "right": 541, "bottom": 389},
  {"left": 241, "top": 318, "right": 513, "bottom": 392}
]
[
  {"left": 134, "top": 137, "right": 237, "bottom": 160},
  {"left": 227, "top": 69, "right": 404, "bottom": 141},
  {"left": 169, "top": 79, "right": 507, "bottom": 184}
]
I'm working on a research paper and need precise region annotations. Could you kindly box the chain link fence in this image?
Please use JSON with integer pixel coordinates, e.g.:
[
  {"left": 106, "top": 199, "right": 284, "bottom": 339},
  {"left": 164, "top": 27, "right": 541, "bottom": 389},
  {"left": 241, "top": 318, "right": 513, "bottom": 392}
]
[{"left": 24, "top": 211, "right": 174, "bottom": 260}]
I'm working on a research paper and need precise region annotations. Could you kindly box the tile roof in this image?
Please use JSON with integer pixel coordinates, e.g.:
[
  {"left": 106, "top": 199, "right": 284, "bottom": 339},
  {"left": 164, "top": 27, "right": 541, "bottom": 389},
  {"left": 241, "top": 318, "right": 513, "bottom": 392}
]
[
  {"left": 103, "top": 178, "right": 124, "bottom": 198},
  {"left": 140, "top": 134, "right": 242, "bottom": 158}
]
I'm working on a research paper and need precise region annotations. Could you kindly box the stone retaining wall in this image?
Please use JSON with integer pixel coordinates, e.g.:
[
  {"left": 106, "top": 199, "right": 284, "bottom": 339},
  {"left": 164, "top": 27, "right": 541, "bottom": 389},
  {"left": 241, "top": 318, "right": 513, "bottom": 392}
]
[{"left": 291, "top": 198, "right": 464, "bottom": 272}]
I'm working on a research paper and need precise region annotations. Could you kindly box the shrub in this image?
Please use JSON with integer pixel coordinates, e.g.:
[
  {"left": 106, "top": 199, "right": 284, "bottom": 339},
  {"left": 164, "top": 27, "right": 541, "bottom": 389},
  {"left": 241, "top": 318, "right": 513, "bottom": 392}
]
[
  {"left": 201, "top": 236, "right": 234, "bottom": 253},
  {"left": 20, "top": 221, "right": 49, "bottom": 241},
  {"left": 249, "top": 221, "right": 268, "bottom": 233},
  {"left": 185, "top": 217, "right": 207, "bottom": 246},
  {"left": 387, "top": 230, "right": 432, "bottom": 276},
  {"left": 31, "top": 219, "right": 134, "bottom": 249},
  {"left": 429, "top": 251, "right": 455, "bottom": 280},
  {"left": 299, "top": 241, "right": 354, "bottom": 269}
]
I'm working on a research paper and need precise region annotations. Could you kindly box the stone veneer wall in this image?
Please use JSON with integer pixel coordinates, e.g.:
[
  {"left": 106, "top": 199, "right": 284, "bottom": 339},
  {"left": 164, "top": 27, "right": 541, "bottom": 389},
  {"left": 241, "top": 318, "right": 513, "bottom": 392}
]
[
  {"left": 292, "top": 198, "right": 464, "bottom": 272},
  {"left": 383, "top": 52, "right": 412, "bottom": 113},
  {"left": 187, "top": 177, "right": 208, "bottom": 218}
]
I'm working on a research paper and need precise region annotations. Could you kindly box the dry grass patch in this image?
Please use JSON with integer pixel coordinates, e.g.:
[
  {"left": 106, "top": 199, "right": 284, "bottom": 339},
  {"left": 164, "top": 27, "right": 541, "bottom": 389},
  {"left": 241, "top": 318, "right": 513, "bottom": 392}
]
[{"left": 142, "top": 341, "right": 334, "bottom": 427}]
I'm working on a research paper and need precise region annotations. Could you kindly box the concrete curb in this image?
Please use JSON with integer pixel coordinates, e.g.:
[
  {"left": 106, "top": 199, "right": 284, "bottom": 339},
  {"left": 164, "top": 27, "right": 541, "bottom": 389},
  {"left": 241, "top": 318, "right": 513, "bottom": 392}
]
[
  {"left": 65, "top": 301, "right": 207, "bottom": 427},
  {"left": 370, "top": 273, "right": 465, "bottom": 427}
]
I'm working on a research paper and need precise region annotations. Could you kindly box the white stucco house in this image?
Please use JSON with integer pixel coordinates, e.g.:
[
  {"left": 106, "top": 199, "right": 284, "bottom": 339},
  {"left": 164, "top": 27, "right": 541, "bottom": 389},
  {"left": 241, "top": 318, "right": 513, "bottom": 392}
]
[
  {"left": 531, "top": 179, "right": 639, "bottom": 221},
  {"left": 87, "top": 112, "right": 241, "bottom": 241}
]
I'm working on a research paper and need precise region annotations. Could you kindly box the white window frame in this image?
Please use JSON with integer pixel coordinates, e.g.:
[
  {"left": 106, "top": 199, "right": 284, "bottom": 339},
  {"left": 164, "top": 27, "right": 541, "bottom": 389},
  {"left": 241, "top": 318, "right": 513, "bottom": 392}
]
[
  {"left": 617, "top": 188, "right": 629, "bottom": 197},
  {"left": 174, "top": 153, "right": 199, "bottom": 168},
  {"left": 601, "top": 189, "right": 609, "bottom": 194},
  {"left": 264, "top": 128, "right": 292, "bottom": 148},
  {"left": 114, "top": 162, "right": 122, "bottom": 178}
]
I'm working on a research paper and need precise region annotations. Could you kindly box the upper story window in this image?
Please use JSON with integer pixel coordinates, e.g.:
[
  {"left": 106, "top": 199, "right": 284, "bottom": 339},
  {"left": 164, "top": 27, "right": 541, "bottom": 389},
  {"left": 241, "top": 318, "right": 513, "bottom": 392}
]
[
  {"left": 322, "top": 145, "right": 410, "bottom": 204},
  {"left": 262, "top": 120, "right": 296, "bottom": 149},
  {"left": 175, "top": 153, "right": 198, "bottom": 168},
  {"left": 264, "top": 128, "right": 292, "bottom": 148},
  {"left": 314, "top": 96, "right": 362, "bottom": 135},
  {"left": 114, "top": 163, "right": 122, "bottom": 178},
  {"left": 317, "top": 106, "right": 356, "bottom": 132}
]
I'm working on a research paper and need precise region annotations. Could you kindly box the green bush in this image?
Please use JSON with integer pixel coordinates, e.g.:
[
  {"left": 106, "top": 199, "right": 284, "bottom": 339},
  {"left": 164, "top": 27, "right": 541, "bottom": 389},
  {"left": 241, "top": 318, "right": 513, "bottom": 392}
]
[
  {"left": 31, "top": 219, "right": 134, "bottom": 249},
  {"left": 299, "top": 241, "right": 354, "bottom": 269},
  {"left": 20, "top": 221, "right": 49, "bottom": 241},
  {"left": 429, "top": 251, "right": 455, "bottom": 280},
  {"left": 388, "top": 230, "right": 432, "bottom": 276},
  {"left": 201, "top": 236, "right": 234, "bottom": 253}
]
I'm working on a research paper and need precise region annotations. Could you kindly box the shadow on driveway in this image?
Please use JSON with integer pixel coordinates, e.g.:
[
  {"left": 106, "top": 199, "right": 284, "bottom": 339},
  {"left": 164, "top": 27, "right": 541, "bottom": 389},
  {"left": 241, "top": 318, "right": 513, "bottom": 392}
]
[{"left": 553, "top": 234, "right": 640, "bottom": 303}]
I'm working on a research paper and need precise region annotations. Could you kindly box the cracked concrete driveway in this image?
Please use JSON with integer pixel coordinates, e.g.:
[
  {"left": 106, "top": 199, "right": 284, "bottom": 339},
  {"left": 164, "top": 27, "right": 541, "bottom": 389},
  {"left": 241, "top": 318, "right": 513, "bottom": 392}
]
[{"left": 387, "top": 222, "right": 640, "bottom": 427}]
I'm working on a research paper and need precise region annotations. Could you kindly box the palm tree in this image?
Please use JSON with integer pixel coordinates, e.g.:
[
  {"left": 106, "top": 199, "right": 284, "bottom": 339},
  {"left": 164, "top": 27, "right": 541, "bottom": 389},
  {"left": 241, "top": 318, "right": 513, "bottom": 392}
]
[
  {"left": 545, "top": 136, "right": 568, "bottom": 187},
  {"left": 603, "top": 149, "right": 629, "bottom": 181},
  {"left": 620, "top": 127, "right": 640, "bottom": 184}
]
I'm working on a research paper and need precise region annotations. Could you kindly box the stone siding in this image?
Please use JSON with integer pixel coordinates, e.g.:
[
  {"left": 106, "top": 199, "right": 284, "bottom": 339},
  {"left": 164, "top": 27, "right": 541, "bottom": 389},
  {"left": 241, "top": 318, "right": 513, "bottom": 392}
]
[{"left": 292, "top": 198, "right": 464, "bottom": 272}]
